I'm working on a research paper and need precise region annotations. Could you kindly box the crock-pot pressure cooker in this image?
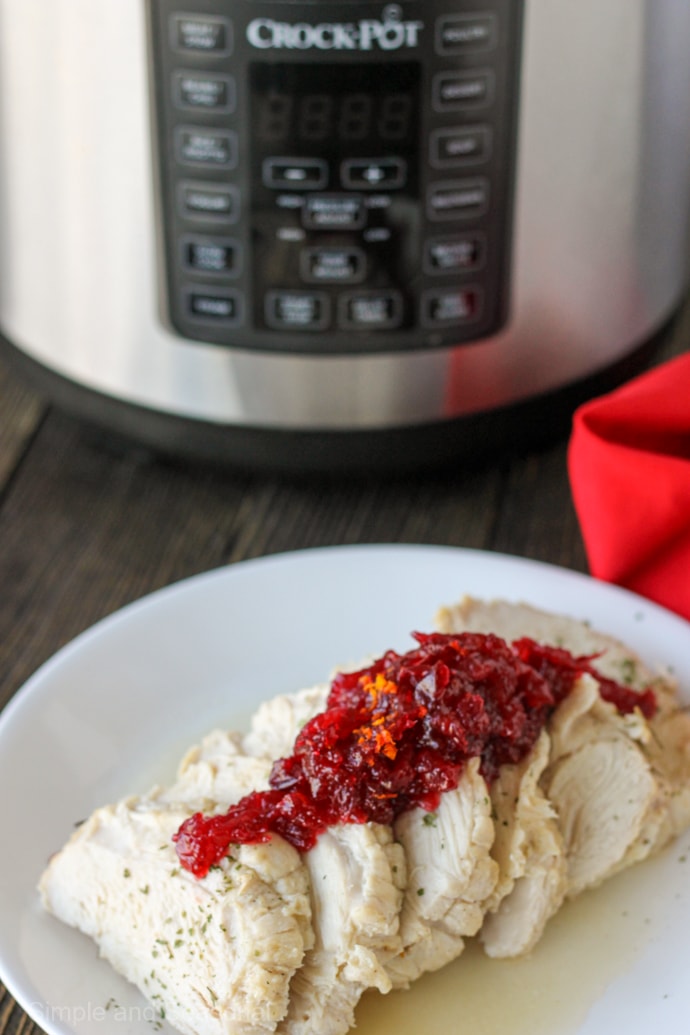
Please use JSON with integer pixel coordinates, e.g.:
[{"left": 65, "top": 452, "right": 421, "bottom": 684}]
[{"left": 1, "top": 0, "right": 690, "bottom": 471}]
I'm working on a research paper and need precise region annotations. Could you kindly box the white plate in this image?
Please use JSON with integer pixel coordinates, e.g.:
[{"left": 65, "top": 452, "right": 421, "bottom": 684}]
[{"left": 1, "top": 544, "right": 689, "bottom": 1035}]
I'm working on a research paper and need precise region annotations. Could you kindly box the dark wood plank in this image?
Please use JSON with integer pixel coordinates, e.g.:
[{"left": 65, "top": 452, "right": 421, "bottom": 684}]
[
  {"left": 0, "top": 357, "right": 45, "bottom": 491},
  {"left": 0, "top": 986, "right": 37, "bottom": 1035},
  {"left": 490, "top": 439, "right": 588, "bottom": 572},
  {"left": 222, "top": 465, "right": 505, "bottom": 561},
  {"left": 0, "top": 411, "right": 246, "bottom": 708}
]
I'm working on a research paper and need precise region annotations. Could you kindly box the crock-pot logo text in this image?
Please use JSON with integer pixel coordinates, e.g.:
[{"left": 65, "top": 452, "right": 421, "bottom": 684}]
[{"left": 247, "top": 5, "right": 423, "bottom": 51}]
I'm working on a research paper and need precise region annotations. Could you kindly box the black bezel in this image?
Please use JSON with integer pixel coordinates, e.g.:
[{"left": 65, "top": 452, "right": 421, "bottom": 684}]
[{"left": 148, "top": 0, "right": 524, "bottom": 355}]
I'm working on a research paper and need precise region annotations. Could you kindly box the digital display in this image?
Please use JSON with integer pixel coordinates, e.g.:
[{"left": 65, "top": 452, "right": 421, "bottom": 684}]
[{"left": 250, "top": 62, "right": 421, "bottom": 152}]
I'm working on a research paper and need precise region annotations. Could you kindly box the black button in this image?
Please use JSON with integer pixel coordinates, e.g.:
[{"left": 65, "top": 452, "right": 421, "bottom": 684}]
[
  {"left": 302, "top": 195, "right": 366, "bottom": 231},
  {"left": 265, "top": 292, "right": 330, "bottom": 330},
  {"left": 424, "top": 235, "right": 486, "bottom": 274},
  {"left": 263, "top": 158, "right": 329, "bottom": 191},
  {"left": 436, "top": 14, "right": 496, "bottom": 55},
  {"left": 433, "top": 71, "right": 494, "bottom": 111},
  {"left": 428, "top": 180, "right": 489, "bottom": 220},
  {"left": 181, "top": 237, "right": 241, "bottom": 276},
  {"left": 422, "top": 287, "right": 482, "bottom": 326},
  {"left": 173, "top": 72, "right": 235, "bottom": 113},
  {"left": 339, "top": 291, "right": 403, "bottom": 330},
  {"left": 171, "top": 16, "right": 232, "bottom": 55},
  {"left": 340, "top": 158, "right": 406, "bottom": 190},
  {"left": 301, "top": 247, "right": 366, "bottom": 284},
  {"left": 430, "top": 127, "right": 492, "bottom": 168},
  {"left": 363, "top": 227, "right": 392, "bottom": 244},
  {"left": 178, "top": 182, "right": 239, "bottom": 223},
  {"left": 175, "top": 128, "right": 237, "bottom": 168},
  {"left": 187, "top": 289, "right": 242, "bottom": 323}
]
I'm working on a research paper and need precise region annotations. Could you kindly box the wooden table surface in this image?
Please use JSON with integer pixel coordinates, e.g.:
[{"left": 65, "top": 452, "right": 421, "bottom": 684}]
[{"left": 1, "top": 299, "right": 688, "bottom": 1035}]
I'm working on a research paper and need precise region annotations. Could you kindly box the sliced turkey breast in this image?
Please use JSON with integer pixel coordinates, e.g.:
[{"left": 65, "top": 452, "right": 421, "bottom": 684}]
[
  {"left": 243, "top": 685, "right": 500, "bottom": 991},
  {"left": 542, "top": 674, "right": 664, "bottom": 894},
  {"left": 436, "top": 596, "right": 690, "bottom": 900},
  {"left": 165, "top": 729, "right": 274, "bottom": 811},
  {"left": 173, "top": 705, "right": 405, "bottom": 1035},
  {"left": 278, "top": 823, "right": 405, "bottom": 1035},
  {"left": 243, "top": 685, "right": 329, "bottom": 761},
  {"left": 642, "top": 698, "right": 690, "bottom": 837},
  {"left": 436, "top": 595, "right": 672, "bottom": 695},
  {"left": 480, "top": 730, "right": 567, "bottom": 957},
  {"left": 39, "top": 797, "right": 311, "bottom": 1035},
  {"left": 385, "top": 757, "right": 498, "bottom": 987}
]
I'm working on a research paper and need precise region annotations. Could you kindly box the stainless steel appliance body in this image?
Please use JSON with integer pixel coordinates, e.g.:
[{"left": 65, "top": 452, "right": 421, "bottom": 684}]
[{"left": 1, "top": 0, "right": 689, "bottom": 467}]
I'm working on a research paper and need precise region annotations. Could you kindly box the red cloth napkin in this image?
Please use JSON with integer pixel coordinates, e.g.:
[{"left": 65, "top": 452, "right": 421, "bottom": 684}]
[{"left": 568, "top": 350, "right": 690, "bottom": 621}]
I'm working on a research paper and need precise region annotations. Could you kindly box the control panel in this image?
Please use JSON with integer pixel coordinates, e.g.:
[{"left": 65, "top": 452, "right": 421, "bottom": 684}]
[{"left": 149, "top": 0, "right": 524, "bottom": 354}]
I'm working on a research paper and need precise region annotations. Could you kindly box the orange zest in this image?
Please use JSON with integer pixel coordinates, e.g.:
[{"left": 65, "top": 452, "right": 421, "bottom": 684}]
[{"left": 355, "top": 672, "right": 402, "bottom": 762}]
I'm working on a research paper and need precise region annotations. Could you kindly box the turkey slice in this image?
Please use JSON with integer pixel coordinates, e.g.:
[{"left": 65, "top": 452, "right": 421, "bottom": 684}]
[
  {"left": 175, "top": 707, "right": 405, "bottom": 1035},
  {"left": 245, "top": 683, "right": 500, "bottom": 991},
  {"left": 243, "top": 685, "right": 329, "bottom": 761},
  {"left": 278, "top": 823, "right": 404, "bottom": 1035},
  {"left": 480, "top": 730, "right": 567, "bottom": 957},
  {"left": 165, "top": 729, "right": 274, "bottom": 811},
  {"left": 436, "top": 596, "right": 690, "bottom": 899},
  {"left": 542, "top": 674, "right": 664, "bottom": 894},
  {"left": 39, "top": 797, "right": 311, "bottom": 1035},
  {"left": 385, "top": 757, "right": 498, "bottom": 987}
]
